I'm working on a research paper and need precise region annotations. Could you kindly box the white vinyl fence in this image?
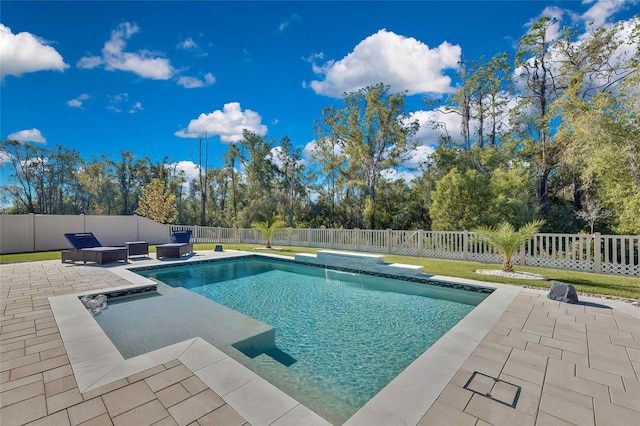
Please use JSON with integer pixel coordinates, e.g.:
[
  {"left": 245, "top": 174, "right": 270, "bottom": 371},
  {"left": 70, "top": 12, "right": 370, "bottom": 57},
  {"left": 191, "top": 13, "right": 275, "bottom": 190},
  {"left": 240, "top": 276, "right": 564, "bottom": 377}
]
[
  {"left": 173, "top": 225, "right": 639, "bottom": 276},
  {"left": 0, "top": 214, "right": 170, "bottom": 254},
  {"left": 1, "top": 214, "right": 637, "bottom": 276}
]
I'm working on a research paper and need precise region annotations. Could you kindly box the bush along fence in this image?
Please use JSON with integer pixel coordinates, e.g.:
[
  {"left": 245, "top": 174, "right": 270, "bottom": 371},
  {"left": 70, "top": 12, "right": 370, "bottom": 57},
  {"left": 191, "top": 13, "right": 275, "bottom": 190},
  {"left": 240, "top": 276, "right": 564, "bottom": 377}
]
[{"left": 171, "top": 226, "right": 639, "bottom": 276}]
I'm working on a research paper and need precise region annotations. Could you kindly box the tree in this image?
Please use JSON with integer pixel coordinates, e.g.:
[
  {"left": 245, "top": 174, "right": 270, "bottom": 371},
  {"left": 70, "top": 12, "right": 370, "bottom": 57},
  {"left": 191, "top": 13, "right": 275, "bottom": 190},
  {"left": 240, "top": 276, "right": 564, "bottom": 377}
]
[
  {"left": 275, "top": 136, "right": 306, "bottom": 227},
  {"left": 473, "top": 219, "right": 544, "bottom": 272},
  {"left": 238, "top": 130, "right": 278, "bottom": 226},
  {"left": 430, "top": 167, "right": 493, "bottom": 230},
  {"left": 253, "top": 219, "right": 285, "bottom": 249},
  {"left": 575, "top": 193, "right": 612, "bottom": 234},
  {"left": 315, "top": 83, "right": 419, "bottom": 228},
  {"left": 136, "top": 178, "right": 178, "bottom": 224},
  {"left": 513, "top": 17, "right": 562, "bottom": 220}
]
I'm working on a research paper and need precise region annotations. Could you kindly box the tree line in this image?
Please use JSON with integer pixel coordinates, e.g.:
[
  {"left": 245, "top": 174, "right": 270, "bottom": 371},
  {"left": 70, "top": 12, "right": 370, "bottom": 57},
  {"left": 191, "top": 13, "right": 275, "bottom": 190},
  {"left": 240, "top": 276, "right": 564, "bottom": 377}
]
[{"left": 2, "top": 18, "right": 639, "bottom": 234}]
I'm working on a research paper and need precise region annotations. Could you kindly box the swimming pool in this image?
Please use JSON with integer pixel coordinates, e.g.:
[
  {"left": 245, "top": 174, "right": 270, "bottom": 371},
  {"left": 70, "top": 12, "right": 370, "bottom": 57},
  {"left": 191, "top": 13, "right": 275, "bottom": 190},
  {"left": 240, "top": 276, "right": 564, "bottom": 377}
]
[{"left": 133, "top": 257, "right": 490, "bottom": 422}]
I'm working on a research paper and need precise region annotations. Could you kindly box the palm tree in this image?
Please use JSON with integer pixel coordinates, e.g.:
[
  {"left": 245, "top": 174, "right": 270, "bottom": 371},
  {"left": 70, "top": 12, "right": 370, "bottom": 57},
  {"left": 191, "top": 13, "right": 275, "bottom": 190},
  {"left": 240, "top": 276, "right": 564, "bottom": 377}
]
[
  {"left": 252, "top": 219, "right": 286, "bottom": 249},
  {"left": 473, "top": 220, "right": 544, "bottom": 272}
]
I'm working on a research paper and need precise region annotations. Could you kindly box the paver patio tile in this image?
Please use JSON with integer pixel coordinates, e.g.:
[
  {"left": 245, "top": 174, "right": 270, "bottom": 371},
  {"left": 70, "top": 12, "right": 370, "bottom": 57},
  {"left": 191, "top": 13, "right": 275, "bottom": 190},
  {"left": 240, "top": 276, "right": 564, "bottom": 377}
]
[
  {"left": 536, "top": 411, "right": 578, "bottom": 426},
  {"left": 25, "top": 409, "right": 71, "bottom": 426},
  {"left": 46, "top": 387, "right": 83, "bottom": 413},
  {"left": 576, "top": 364, "right": 625, "bottom": 389},
  {"left": 542, "top": 381, "right": 593, "bottom": 409},
  {"left": 112, "top": 399, "right": 170, "bottom": 426},
  {"left": 39, "top": 345, "right": 67, "bottom": 361},
  {"left": 10, "top": 354, "right": 69, "bottom": 381},
  {"left": 539, "top": 391, "right": 594, "bottom": 425},
  {"left": 418, "top": 400, "right": 477, "bottom": 426},
  {"left": 461, "top": 354, "right": 505, "bottom": 378},
  {"left": 0, "top": 380, "right": 44, "bottom": 408},
  {"left": 525, "top": 342, "right": 562, "bottom": 359},
  {"left": 43, "top": 364, "right": 73, "bottom": 383},
  {"left": 0, "top": 340, "right": 25, "bottom": 354},
  {"left": 145, "top": 364, "right": 193, "bottom": 393},
  {"left": 195, "top": 404, "right": 246, "bottom": 426},
  {"left": 553, "top": 327, "right": 587, "bottom": 342},
  {"left": 0, "top": 394, "right": 47, "bottom": 426},
  {"left": 26, "top": 333, "right": 62, "bottom": 348},
  {"left": 560, "top": 350, "right": 589, "bottom": 367},
  {"left": 1, "top": 320, "right": 36, "bottom": 334},
  {"left": 611, "top": 335, "right": 640, "bottom": 349},
  {"left": 67, "top": 397, "right": 107, "bottom": 425},
  {"left": 539, "top": 336, "right": 587, "bottom": 355},
  {"left": 0, "top": 372, "right": 42, "bottom": 392},
  {"left": 156, "top": 383, "right": 191, "bottom": 408},
  {"left": 497, "top": 373, "right": 541, "bottom": 416},
  {"left": 180, "top": 375, "right": 208, "bottom": 395},
  {"left": 434, "top": 384, "right": 474, "bottom": 411},
  {"left": 588, "top": 341, "right": 636, "bottom": 377},
  {"left": 25, "top": 338, "right": 64, "bottom": 355},
  {"left": 593, "top": 397, "right": 638, "bottom": 425},
  {"left": 102, "top": 380, "right": 156, "bottom": 417},
  {"left": 545, "top": 359, "right": 610, "bottom": 400},
  {"left": 464, "top": 393, "right": 535, "bottom": 426},
  {"left": 167, "top": 389, "right": 224, "bottom": 426},
  {"left": 80, "top": 378, "right": 129, "bottom": 401},
  {"left": 125, "top": 364, "right": 166, "bottom": 383},
  {"left": 45, "top": 374, "right": 78, "bottom": 397},
  {"left": 609, "top": 385, "right": 640, "bottom": 412},
  {"left": 1, "top": 352, "right": 40, "bottom": 373},
  {"left": 1, "top": 347, "right": 26, "bottom": 362},
  {"left": 472, "top": 340, "right": 513, "bottom": 363}
]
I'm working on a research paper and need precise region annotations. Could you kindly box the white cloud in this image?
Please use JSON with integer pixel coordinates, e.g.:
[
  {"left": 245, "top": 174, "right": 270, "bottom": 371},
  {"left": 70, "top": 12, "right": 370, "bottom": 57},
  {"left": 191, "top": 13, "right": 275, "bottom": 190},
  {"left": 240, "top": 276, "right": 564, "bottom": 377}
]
[
  {"left": 402, "top": 144, "right": 436, "bottom": 169},
  {"left": 67, "top": 93, "right": 90, "bottom": 108},
  {"left": 309, "top": 29, "right": 461, "bottom": 98},
  {"left": 129, "top": 102, "right": 143, "bottom": 114},
  {"left": 178, "top": 37, "right": 197, "bottom": 49},
  {"left": 7, "top": 128, "right": 47, "bottom": 144},
  {"left": 381, "top": 168, "right": 417, "bottom": 183},
  {"left": 77, "top": 22, "right": 175, "bottom": 80},
  {"left": 279, "top": 14, "right": 301, "bottom": 32},
  {"left": 0, "top": 24, "right": 68, "bottom": 79},
  {"left": 169, "top": 160, "right": 200, "bottom": 183},
  {"left": 0, "top": 150, "right": 11, "bottom": 164},
  {"left": 177, "top": 72, "right": 216, "bottom": 88},
  {"left": 582, "top": 0, "right": 637, "bottom": 27},
  {"left": 175, "top": 102, "right": 268, "bottom": 143},
  {"left": 302, "top": 140, "right": 317, "bottom": 161},
  {"left": 411, "top": 109, "right": 463, "bottom": 145}
]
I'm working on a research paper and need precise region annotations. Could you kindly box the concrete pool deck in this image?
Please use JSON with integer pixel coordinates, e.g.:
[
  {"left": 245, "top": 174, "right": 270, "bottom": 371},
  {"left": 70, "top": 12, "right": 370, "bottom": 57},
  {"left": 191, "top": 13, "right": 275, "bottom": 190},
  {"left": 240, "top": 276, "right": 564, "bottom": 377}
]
[{"left": 1, "top": 250, "right": 639, "bottom": 425}]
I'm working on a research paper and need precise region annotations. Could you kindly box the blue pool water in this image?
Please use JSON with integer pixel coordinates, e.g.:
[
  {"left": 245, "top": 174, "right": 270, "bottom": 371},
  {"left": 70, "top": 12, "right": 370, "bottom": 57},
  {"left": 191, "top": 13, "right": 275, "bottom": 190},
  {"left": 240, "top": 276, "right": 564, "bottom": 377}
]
[{"left": 138, "top": 257, "right": 487, "bottom": 420}]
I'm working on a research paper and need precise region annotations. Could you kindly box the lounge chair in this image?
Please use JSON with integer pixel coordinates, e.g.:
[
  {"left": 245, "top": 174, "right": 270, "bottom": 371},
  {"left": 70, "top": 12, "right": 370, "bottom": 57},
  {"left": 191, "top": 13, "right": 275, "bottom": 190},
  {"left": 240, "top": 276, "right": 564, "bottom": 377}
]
[
  {"left": 62, "top": 232, "right": 128, "bottom": 264},
  {"left": 156, "top": 230, "right": 194, "bottom": 259}
]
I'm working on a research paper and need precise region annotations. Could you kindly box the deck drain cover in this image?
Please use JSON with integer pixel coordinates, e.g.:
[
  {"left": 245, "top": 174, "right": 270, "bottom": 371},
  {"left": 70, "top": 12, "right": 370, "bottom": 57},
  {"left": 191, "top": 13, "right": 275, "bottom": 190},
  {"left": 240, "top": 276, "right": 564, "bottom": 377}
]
[{"left": 464, "top": 372, "right": 521, "bottom": 408}]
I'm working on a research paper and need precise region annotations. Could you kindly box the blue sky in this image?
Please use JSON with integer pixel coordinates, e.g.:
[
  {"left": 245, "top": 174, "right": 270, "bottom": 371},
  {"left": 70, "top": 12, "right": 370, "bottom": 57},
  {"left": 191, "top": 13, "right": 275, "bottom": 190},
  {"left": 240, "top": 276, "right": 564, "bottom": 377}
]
[{"left": 2, "top": 0, "right": 639, "bottom": 182}]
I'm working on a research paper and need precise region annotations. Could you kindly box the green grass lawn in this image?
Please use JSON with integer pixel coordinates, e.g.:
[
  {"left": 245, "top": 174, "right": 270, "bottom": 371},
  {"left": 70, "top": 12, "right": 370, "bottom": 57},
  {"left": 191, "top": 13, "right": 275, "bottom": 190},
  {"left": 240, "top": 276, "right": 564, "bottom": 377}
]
[{"left": 2, "top": 243, "right": 638, "bottom": 300}]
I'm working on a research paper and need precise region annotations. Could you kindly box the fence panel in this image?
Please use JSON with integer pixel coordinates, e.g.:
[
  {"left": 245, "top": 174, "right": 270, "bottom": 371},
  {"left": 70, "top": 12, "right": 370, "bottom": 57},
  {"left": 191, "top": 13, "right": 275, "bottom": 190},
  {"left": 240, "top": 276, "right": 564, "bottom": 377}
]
[
  {"left": 390, "top": 230, "right": 420, "bottom": 256},
  {"left": 422, "top": 231, "right": 465, "bottom": 260},
  {"left": 2, "top": 214, "right": 639, "bottom": 276},
  {"left": 601, "top": 235, "right": 640, "bottom": 275},
  {"left": 524, "top": 233, "right": 595, "bottom": 272}
]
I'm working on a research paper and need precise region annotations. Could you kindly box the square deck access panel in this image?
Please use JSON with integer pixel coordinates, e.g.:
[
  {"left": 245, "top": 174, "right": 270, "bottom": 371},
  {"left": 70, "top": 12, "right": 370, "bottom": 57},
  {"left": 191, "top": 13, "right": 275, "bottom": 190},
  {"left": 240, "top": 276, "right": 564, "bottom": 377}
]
[{"left": 464, "top": 371, "right": 521, "bottom": 408}]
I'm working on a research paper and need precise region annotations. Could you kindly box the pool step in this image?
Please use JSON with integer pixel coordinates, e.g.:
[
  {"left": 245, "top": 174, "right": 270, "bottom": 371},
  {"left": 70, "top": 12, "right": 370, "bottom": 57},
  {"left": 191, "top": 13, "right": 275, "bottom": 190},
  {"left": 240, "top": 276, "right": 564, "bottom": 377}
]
[{"left": 294, "top": 250, "right": 423, "bottom": 277}]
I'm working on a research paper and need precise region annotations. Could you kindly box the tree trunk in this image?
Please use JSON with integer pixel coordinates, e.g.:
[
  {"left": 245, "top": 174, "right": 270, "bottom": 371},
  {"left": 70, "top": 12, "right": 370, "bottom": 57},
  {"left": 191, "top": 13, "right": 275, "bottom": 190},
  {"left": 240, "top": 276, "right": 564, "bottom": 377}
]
[{"left": 502, "top": 258, "right": 514, "bottom": 273}]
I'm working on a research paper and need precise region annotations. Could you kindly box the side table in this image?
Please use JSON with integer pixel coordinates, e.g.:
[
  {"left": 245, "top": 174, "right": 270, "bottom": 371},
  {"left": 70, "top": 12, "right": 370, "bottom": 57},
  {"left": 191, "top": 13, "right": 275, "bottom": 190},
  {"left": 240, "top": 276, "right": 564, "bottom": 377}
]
[{"left": 125, "top": 241, "right": 149, "bottom": 258}]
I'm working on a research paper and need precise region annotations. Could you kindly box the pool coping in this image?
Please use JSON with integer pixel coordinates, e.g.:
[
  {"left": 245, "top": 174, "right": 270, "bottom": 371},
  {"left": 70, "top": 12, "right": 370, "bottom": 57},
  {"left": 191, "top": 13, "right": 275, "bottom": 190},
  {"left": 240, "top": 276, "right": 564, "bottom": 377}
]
[{"left": 47, "top": 250, "right": 635, "bottom": 425}]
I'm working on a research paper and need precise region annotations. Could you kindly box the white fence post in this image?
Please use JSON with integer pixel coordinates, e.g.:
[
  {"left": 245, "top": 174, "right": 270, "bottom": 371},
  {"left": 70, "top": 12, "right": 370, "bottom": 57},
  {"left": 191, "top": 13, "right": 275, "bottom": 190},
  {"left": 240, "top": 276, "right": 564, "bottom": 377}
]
[
  {"left": 386, "top": 229, "right": 392, "bottom": 254},
  {"left": 463, "top": 230, "right": 469, "bottom": 261},
  {"left": 594, "top": 232, "right": 602, "bottom": 273},
  {"left": 418, "top": 230, "right": 423, "bottom": 257}
]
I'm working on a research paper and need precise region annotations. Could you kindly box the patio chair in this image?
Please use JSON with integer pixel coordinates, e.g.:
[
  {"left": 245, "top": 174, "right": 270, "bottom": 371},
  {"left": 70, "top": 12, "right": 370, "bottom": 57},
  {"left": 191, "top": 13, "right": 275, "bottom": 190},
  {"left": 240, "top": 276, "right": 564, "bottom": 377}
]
[
  {"left": 156, "top": 230, "right": 194, "bottom": 259},
  {"left": 62, "top": 232, "right": 128, "bottom": 264}
]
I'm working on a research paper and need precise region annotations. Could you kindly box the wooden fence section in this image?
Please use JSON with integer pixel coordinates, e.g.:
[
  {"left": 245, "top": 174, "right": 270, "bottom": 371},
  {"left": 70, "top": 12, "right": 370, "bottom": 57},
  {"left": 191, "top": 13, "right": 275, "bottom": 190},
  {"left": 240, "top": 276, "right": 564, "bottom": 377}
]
[{"left": 174, "top": 226, "right": 639, "bottom": 276}]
